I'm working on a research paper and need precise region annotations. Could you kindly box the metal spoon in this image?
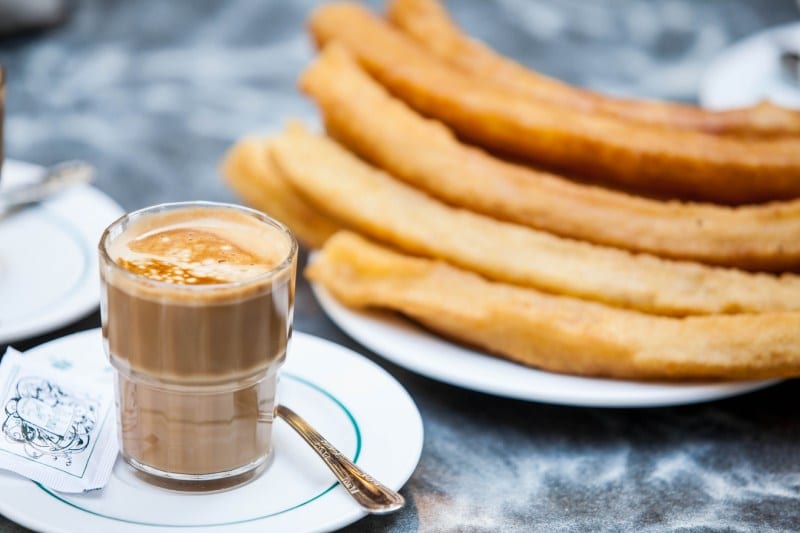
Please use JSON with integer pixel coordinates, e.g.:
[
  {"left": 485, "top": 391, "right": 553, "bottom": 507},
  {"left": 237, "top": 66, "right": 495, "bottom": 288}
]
[
  {"left": 0, "top": 160, "right": 94, "bottom": 216},
  {"left": 275, "top": 404, "right": 406, "bottom": 514}
]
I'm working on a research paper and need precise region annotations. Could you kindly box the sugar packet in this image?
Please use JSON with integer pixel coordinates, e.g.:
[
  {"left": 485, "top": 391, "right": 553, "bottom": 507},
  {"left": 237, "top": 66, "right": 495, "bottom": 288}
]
[{"left": 0, "top": 348, "right": 117, "bottom": 492}]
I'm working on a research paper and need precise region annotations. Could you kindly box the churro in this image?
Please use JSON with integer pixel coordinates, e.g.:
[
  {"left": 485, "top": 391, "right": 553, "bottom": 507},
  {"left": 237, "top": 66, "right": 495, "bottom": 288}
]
[
  {"left": 387, "top": 0, "right": 800, "bottom": 137},
  {"left": 308, "top": 232, "right": 800, "bottom": 380},
  {"left": 270, "top": 124, "right": 800, "bottom": 316},
  {"left": 308, "top": 4, "right": 800, "bottom": 204},
  {"left": 301, "top": 45, "right": 800, "bottom": 271}
]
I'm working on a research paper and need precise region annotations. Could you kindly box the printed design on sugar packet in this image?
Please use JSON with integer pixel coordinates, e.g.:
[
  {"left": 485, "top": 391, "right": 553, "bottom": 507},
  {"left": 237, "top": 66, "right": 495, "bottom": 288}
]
[{"left": 2, "top": 376, "right": 99, "bottom": 468}]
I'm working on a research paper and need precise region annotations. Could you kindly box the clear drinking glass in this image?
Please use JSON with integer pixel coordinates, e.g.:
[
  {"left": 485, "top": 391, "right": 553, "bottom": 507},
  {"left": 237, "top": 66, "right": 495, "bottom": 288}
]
[{"left": 98, "top": 201, "right": 297, "bottom": 491}]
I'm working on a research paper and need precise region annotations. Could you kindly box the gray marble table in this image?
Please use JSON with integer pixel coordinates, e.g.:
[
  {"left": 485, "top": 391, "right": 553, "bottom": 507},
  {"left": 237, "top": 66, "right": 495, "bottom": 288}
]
[{"left": 2, "top": 0, "right": 800, "bottom": 531}]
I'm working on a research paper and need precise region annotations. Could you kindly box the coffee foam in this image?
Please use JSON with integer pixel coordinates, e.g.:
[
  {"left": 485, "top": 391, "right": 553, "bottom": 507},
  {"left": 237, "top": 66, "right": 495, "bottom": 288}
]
[{"left": 109, "top": 207, "right": 291, "bottom": 285}]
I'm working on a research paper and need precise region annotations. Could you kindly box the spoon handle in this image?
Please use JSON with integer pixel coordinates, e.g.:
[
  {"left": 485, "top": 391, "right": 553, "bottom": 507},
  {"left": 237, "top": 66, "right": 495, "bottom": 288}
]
[{"left": 275, "top": 404, "right": 405, "bottom": 514}]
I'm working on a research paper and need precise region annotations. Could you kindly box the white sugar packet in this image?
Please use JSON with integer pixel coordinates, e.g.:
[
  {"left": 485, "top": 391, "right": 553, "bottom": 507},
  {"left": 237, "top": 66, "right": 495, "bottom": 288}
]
[{"left": 0, "top": 348, "right": 117, "bottom": 492}]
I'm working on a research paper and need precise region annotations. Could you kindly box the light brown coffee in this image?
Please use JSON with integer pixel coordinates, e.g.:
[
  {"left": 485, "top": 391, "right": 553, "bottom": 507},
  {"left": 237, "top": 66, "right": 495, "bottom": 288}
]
[{"left": 100, "top": 205, "right": 296, "bottom": 486}]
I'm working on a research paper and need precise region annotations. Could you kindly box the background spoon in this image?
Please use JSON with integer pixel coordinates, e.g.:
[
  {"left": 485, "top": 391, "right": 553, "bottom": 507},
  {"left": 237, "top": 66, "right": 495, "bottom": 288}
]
[{"left": 0, "top": 160, "right": 94, "bottom": 217}]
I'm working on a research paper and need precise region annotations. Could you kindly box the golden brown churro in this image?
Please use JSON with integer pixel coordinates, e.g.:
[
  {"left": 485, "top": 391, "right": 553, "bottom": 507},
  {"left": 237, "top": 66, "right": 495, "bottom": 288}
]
[
  {"left": 307, "top": 232, "right": 800, "bottom": 380},
  {"left": 308, "top": 3, "right": 800, "bottom": 204},
  {"left": 301, "top": 45, "right": 800, "bottom": 272},
  {"left": 270, "top": 124, "right": 800, "bottom": 316},
  {"left": 221, "top": 138, "right": 341, "bottom": 248},
  {"left": 387, "top": 0, "right": 800, "bottom": 137}
]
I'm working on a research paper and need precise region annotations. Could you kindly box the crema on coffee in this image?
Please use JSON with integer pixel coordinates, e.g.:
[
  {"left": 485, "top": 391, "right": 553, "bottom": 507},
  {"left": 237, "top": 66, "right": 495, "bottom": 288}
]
[
  {"left": 107, "top": 208, "right": 290, "bottom": 285},
  {"left": 100, "top": 203, "right": 297, "bottom": 490}
]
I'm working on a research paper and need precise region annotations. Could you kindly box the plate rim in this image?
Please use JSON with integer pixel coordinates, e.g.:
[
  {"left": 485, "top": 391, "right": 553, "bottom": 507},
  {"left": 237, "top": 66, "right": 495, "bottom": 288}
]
[
  {"left": 0, "top": 328, "right": 424, "bottom": 533},
  {"left": 310, "top": 283, "right": 781, "bottom": 408},
  {"left": 1, "top": 159, "right": 125, "bottom": 344},
  {"left": 30, "top": 371, "right": 362, "bottom": 528}
]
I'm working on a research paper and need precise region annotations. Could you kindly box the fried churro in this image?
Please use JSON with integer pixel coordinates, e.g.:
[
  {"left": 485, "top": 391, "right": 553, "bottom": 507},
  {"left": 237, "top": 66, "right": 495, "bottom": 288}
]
[
  {"left": 308, "top": 4, "right": 800, "bottom": 204},
  {"left": 301, "top": 45, "right": 800, "bottom": 272},
  {"left": 307, "top": 232, "right": 800, "bottom": 380},
  {"left": 270, "top": 124, "right": 800, "bottom": 316},
  {"left": 387, "top": 0, "right": 800, "bottom": 137}
]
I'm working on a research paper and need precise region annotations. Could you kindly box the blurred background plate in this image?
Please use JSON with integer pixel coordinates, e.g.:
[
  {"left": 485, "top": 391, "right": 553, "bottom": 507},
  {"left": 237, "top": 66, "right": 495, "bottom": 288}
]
[
  {"left": 700, "top": 21, "right": 800, "bottom": 109},
  {"left": 0, "top": 160, "right": 123, "bottom": 344}
]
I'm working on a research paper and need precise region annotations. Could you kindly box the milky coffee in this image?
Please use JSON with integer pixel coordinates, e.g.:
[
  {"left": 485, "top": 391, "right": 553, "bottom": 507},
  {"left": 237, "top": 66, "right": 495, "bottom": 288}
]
[{"left": 99, "top": 203, "right": 297, "bottom": 490}]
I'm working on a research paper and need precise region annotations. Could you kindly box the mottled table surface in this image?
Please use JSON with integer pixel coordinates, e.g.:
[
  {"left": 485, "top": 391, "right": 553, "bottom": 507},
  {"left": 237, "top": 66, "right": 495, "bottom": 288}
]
[{"left": 2, "top": 0, "right": 800, "bottom": 531}]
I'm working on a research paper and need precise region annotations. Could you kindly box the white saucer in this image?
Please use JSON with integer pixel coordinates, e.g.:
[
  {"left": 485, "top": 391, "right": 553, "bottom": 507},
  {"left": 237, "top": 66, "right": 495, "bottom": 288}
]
[
  {"left": 312, "top": 285, "right": 780, "bottom": 408},
  {"left": 0, "top": 160, "right": 124, "bottom": 343},
  {"left": 0, "top": 329, "right": 423, "bottom": 533},
  {"left": 700, "top": 21, "right": 800, "bottom": 109}
]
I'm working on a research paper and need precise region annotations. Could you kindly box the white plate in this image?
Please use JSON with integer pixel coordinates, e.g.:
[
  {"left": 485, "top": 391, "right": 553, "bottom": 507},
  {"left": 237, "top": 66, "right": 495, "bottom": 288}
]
[
  {"left": 0, "top": 329, "right": 423, "bottom": 533},
  {"left": 0, "top": 160, "right": 124, "bottom": 343},
  {"left": 700, "top": 22, "right": 800, "bottom": 109},
  {"left": 312, "top": 284, "right": 780, "bottom": 408}
]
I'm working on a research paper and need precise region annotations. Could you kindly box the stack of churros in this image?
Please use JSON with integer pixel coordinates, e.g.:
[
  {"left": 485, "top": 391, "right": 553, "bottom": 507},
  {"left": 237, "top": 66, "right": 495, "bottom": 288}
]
[{"left": 222, "top": 0, "right": 800, "bottom": 381}]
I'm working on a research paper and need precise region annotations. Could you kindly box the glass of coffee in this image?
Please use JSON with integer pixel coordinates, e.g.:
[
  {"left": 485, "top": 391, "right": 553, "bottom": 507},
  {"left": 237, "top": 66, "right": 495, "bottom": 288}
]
[{"left": 99, "top": 201, "right": 297, "bottom": 491}]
